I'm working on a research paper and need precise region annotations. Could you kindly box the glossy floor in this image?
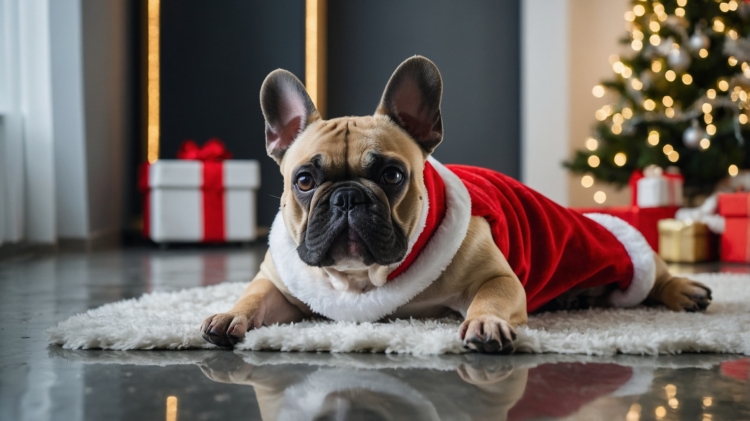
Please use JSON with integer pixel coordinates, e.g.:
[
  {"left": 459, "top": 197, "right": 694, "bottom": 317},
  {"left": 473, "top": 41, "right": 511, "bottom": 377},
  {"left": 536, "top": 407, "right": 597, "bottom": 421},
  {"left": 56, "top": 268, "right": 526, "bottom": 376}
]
[{"left": 0, "top": 247, "right": 748, "bottom": 421}]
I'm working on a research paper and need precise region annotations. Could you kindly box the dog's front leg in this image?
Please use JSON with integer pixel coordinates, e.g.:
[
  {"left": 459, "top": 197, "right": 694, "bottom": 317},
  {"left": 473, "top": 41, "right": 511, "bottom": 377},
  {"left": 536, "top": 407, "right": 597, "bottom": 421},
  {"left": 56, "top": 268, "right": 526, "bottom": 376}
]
[
  {"left": 201, "top": 253, "right": 307, "bottom": 347},
  {"left": 459, "top": 275, "right": 527, "bottom": 354}
]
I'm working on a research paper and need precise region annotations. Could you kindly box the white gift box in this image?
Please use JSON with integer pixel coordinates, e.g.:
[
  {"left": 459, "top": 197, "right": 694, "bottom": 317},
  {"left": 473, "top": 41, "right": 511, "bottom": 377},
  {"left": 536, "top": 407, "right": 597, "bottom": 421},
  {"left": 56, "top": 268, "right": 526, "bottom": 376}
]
[
  {"left": 636, "top": 166, "right": 683, "bottom": 208},
  {"left": 143, "top": 160, "right": 260, "bottom": 242}
]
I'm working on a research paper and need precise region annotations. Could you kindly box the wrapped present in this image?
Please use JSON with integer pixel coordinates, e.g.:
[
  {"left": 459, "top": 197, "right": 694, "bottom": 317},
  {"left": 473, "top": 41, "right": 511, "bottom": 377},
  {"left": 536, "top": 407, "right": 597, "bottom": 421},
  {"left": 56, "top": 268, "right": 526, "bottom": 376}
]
[
  {"left": 657, "top": 219, "right": 713, "bottom": 263},
  {"left": 572, "top": 205, "right": 678, "bottom": 251},
  {"left": 718, "top": 192, "right": 750, "bottom": 217},
  {"left": 139, "top": 139, "right": 260, "bottom": 243},
  {"left": 720, "top": 218, "right": 750, "bottom": 263},
  {"left": 631, "top": 165, "right": 683, "bottom": 208}
]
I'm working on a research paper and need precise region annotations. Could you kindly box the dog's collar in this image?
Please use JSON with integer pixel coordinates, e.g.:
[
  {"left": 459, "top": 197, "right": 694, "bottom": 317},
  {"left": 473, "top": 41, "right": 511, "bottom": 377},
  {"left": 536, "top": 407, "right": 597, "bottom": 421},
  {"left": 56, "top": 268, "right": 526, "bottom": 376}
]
[{"left": 387, "top": 161, "right": 447, "bottom": 281}]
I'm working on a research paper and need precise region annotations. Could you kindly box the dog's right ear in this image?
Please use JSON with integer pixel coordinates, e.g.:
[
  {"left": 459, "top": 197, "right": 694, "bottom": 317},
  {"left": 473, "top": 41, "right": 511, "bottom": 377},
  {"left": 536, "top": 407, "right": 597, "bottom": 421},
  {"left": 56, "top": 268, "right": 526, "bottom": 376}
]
[{"left": 260, "top": 70, "right": 320, "bottom": 163}]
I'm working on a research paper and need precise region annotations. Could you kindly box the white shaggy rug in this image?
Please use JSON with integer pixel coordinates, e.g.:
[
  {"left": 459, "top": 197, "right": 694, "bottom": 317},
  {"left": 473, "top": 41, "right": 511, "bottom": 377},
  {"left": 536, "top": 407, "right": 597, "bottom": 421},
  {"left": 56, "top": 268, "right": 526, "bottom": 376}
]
[{"left": 46, "top": 273, "right": 750, "bottom": 356}]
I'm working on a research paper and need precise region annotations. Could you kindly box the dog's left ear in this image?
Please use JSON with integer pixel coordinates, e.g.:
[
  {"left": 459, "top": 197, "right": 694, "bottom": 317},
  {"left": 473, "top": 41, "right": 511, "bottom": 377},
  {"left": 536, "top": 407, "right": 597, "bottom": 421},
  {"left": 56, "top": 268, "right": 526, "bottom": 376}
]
[{"left": 376, "top": 56, "right": 443, "bottom": 154}]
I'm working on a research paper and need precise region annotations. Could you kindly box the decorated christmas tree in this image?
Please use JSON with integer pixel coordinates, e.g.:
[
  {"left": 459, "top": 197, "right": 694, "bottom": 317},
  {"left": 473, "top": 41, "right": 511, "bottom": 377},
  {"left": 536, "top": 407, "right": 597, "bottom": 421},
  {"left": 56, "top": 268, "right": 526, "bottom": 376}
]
[{"left": 566, "top": 0, "right": 750, "bottom": 201}]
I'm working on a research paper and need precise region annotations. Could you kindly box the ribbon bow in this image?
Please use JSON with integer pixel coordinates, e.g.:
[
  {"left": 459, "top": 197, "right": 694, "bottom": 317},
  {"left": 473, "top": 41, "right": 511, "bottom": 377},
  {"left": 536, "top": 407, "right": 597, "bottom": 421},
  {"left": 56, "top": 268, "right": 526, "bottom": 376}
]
[{"left": 177, "top": 138, "right": 233, "bottom": 161}]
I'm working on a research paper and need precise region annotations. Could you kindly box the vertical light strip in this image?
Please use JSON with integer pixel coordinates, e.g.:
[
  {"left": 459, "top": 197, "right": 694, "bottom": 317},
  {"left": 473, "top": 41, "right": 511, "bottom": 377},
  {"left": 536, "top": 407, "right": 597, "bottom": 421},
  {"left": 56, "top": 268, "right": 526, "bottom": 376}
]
[
  {"left": 305, "top": 0, "right": 326, "bottom": 117},
  {"left": 166, "top": 396, "right": 177, "bottom": 421},
  {"left": 147, "top": 0, "right": 161, "bottom": 163}
]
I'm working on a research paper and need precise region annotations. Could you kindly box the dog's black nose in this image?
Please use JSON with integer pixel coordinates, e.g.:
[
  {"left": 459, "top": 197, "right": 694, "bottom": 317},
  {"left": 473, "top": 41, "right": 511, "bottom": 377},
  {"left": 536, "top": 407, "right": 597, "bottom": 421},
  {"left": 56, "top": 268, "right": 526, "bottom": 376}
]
[{"left": 331, "top": 187, "right": 366, "bottom": 212}]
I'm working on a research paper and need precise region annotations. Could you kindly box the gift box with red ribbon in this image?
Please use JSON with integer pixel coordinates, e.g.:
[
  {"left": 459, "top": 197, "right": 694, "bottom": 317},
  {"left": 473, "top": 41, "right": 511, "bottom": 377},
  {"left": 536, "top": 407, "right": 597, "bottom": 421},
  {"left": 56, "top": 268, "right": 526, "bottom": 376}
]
[
  {"left": 629, "top": 166, "right": 684, "bottom": 208},
  {"left": 571, "top": 205, "right": 679, "bottom": 251},
  {"left": 139, "top": 139, "right": 260, "bottom": 243},
  {"left": 717, "top": 192, "right": 750, "bottom": 262}
]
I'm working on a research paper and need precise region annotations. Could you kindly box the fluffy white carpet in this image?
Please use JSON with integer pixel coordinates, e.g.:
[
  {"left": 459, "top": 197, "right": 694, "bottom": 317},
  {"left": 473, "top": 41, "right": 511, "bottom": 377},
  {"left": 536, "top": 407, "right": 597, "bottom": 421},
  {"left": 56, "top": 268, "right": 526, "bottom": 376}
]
[{"left": 46, "top": 273, "right": 750, "bottom": 356}]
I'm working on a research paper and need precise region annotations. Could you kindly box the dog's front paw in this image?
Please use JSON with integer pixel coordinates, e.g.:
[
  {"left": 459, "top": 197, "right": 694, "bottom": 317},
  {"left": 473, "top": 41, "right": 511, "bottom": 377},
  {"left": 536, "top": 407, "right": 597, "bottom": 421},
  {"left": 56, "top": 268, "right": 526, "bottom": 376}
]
[
  {"left": 660, "top": 277, "right": 712, "bottom": 312},
  {"left": 459, "top": 315, "right": 517, "bottom": 354},
  {"left": 200, "top": 313, "right": 249, "bottom": 348}
]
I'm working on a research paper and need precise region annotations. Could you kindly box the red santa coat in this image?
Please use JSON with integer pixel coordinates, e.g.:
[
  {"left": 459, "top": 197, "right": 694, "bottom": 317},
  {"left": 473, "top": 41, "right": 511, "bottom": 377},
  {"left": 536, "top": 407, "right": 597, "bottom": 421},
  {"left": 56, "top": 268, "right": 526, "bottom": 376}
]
[{"left": 269, "top": 158, "right": 656, "bottom": 322}]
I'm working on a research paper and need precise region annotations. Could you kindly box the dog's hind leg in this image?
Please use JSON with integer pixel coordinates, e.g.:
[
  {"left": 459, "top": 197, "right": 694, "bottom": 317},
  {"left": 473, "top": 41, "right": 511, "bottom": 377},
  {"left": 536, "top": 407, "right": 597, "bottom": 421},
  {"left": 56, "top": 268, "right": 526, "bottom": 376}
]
[{"left": 644, "top": 253, "right": 712, "bottom": 312}]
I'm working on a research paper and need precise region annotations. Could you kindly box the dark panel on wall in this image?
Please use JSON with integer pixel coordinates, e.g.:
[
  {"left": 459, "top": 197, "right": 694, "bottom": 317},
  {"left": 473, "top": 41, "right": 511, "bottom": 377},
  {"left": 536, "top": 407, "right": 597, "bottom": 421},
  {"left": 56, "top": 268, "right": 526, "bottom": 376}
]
[
  {"left": 160, "top": 1, "right": 305, "bottom": 228},
  {"left": 327, "top": 0, "right": 520, "bottom": 177}
]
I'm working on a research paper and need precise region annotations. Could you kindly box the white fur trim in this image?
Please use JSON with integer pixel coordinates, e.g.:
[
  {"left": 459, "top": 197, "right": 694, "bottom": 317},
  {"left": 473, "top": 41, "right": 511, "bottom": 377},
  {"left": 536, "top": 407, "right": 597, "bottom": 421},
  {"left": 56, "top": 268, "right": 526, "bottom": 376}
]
[
  {"left": 584, "top": 213, "right": 656, "bottom": 308},
  {"left": 268, "top": 157, "right": 472, "bottom": 322}
]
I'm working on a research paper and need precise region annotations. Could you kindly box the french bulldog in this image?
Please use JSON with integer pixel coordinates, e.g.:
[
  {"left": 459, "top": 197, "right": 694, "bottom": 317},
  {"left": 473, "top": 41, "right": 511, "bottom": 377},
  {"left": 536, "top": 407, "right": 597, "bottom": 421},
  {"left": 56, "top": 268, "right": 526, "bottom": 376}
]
[{"left": 201, "top": 56, "right": 712, "bottom": 353}]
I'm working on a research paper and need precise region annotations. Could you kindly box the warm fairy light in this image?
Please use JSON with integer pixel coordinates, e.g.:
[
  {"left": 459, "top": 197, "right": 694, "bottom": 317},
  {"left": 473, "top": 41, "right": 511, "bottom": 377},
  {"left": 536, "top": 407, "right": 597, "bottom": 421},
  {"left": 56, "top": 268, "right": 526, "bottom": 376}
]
[
  {"left": 632, "top": 78, "right": 643, "bottom": 90},
  {"left": 650, "top": 21, "right": 661, "bottom": 32},
  {"left": 665, "top": 107, "right": 675, "bottom": 118},
  {"left": 675, "top": 7, "right": 685, "bottom": 17},
  {"left": 728, "top": 29, "right": 739, "bottom": 40},
  {"left": 592, "top": 85, "right": 605, "bottom": 97},
  {"left": 613, "top": 61, "right": 625, "bottom": 73},
  {"left": 632, "top": 40, "right": 644, "bottom": 51},
  {"left": 147, "top": 0, "right": 161, "bottom": 164},
  {"left": 655, "top": 406, "right": 667, "bottom": 419},
  {"left": 702, "top": 103, "right": 713, "bottom": 113},
  {"left": 665, "top": 70, "right": 676, "bottom": 81},
  {"left": 703, "top": 397, "right": 713, "bottom": 407},
  {"left": 729, "top": 56, "right": 739, "bottom": 66},
  {"left": 613, "top": 113, "right": 624, "bottom": 124},
  {"left": 741, "top": 91, "right": 748, "bottom": 102},
  {"left": 614, "top": 152, "right": 627, "bottom": 166},
  {"left": 720, "top": 2, "right": 730, "bottom": 12},
  {"left": 706, "top": 124, "right": 716, "bottom": 135},
  {"left": 581, "top": 175, "right": 594, "bottom": 188},
  {"left": 707, "top": 89, "right": 717, "bottom": 99},
  {"left": 663, "top": 144, "right": 674, "bottom": 154},
  {"left": 677, "top": 0, "right": 687, "bottom": 6},
  {"left": 714, "top": 19, "right": 725, "bottom": 32},
  {"left": 729, "top": 164, "right": 739, "bottom": 176},
  {"left": 668, "top": 150, "right": 680, "bottom": 162},
  {"left": 166, "top": 396, "right": 177, "bottom": 421},
  {"left": 594, "top": 191, "right": 607, "bottom": 204},
  {"left": 623, "top": 107, "right": 633, "bottom": 118},
  {"left": 595, "top": 109, "right": 608, "bottom": 121},
  {"left": 633, "top": 4, "right": 646, "bottom": 16},
  {"left": 612, "top": 124, "right": 623, "bottom": 134},
  {"left": 652, "top": 61, "right": 662, "bottom": 72},
  {"left": 740, "top": 114, "right": 748, "bottom": 124},
  {"left": 633, "top": 30, "right": 644, "bottom": 41},
  {"left": 719, "top": 80, "right": 730, "bottom": 91},
  {"left": 705, "top": 113, "right": 713, "bottom": 124},
  {"left": 703, "top": 415, "right": 713, "bottom": 421},
  {"left": 622, "top": 66, "right": 633, "bottom": 78},
  {"left": 663, "top": 96, "right": 674, "bottom": 107},
  {"left": 682, "top": 74, "right": 693, "bottom": 85},
  {"left": 609, "top": 54, "right": 621, "bottom": 64},
  {"left": 586, "top": 137, "right": 599, "bottom": 150},
  {"left": 700, "top": 138, "right": 711, "bottom": 149},
  {"left": 625, "top": 11, "right": 636, "bottom": 21},
  {"left": 729, "top": 0, "right": 738, "bottom": 11},
  {"left": 650, "top": 34, "right": 661, "bottom": 46},
  {"left": 654, "top": 3, "right": 665, "bottom": 14},
  {"left": 602, "top": 105, "right": 613, "bottom": 114},
  {"left": 626, "top": 403, "right": 642, "bottom": 421},
  {"left": 699, "top": 48, "right": 709, "bottom": 58},
  {"left": 657, "top": 12, "right": 668, "bottom": 22},
  {"left": 669, "top": 398, "right": 679, "bottom": 409},
  {"left": 648, "top": 130, "right": 660, "bottom": 145},
  {"left": 588, "top": 155, "right": 601, "bottom": 167},
  {"left": 644, "top": 99, "right": 656, "bottom": 110}
]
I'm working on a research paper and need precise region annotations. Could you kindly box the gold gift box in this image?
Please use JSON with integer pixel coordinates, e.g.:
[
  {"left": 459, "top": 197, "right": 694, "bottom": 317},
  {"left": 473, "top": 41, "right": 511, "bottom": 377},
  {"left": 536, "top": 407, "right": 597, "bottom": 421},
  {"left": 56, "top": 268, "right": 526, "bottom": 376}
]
[{"left": 658, "top": 219, "right": 712, "bottom": 263}]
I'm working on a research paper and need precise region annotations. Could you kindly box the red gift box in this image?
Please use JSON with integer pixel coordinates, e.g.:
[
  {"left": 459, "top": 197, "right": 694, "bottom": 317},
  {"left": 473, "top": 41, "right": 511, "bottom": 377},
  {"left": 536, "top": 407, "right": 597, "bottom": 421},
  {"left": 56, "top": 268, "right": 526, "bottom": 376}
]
[
  {"left": 718, "top": 192, "right": 750, "bottom": 217},
  {"left": 572, "top": 206, "right": 679, "bottom": 251},
  {"left": 721, "top": 218, "right": 750, "bottom": 262}
]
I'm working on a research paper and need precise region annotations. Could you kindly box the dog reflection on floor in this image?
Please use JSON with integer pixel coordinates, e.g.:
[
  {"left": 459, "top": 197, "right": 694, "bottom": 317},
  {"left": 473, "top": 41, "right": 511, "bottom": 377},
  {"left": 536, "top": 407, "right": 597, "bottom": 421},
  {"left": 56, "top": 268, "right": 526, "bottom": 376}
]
[{"left": 198, "top": 353, "right": 647, "bottom": 421}]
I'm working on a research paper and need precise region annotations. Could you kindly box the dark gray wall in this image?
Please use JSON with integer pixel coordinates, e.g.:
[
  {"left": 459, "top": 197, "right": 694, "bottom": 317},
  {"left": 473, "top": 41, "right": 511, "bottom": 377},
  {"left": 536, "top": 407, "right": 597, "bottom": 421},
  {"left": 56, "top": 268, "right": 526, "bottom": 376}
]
[
  {"left": 327, "top": 0, "right": 520, "bottom": 177},
  {"left": 160, "top": 1, "right": 305, "bottom": 228}
]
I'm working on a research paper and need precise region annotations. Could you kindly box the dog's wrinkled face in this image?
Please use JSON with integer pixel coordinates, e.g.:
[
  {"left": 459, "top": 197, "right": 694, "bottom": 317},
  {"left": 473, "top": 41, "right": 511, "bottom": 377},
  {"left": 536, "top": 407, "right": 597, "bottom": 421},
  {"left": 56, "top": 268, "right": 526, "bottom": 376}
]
[{"left": 260, "top": 57, "right": 444, "bottom": 271}]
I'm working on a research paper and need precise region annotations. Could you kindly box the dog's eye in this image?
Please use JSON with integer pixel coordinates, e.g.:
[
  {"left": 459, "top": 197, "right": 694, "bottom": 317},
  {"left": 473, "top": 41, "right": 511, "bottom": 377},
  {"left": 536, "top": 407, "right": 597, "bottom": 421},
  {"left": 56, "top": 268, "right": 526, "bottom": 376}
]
[
  {"left": 381, "top": 168, "right": 404, "bottom": 185},
  {"left": 296, "top": 173, "right": 316, "bottom": 191}
]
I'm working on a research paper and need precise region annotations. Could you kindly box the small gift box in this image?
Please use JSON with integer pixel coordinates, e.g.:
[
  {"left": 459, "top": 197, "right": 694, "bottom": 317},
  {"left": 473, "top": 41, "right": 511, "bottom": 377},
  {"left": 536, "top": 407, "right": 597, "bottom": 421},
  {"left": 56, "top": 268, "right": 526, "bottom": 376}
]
[
  {"left": 139, "top": 139, "right": 261, "bottom": 243},
  {"left": 720, "top": 218, "right": 750, "bottom": 263},
  {"left": 572, "top": 205, "right": 678, "bottom": 251},
  {"left": 632, "top": 165, "right": 683, "bottom": 208},
  {"left": 718, "top": 192, "right": 750, "bottom": 217},
  {"left": 657, "top": 219, "right": 713, "bottom": 263}
]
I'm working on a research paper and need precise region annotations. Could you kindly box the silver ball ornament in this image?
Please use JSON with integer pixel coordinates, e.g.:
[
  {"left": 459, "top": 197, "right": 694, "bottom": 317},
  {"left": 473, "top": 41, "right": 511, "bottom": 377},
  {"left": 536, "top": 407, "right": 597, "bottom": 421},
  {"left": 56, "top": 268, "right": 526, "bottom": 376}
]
[
  {"left": 688, "top": 31, "right": 710, "bottom": 52},
  {"left": 668, "top": 46, "right": 692, "bottom": 72},
  {"left": 682, "top": 120, "right": 704, "bottom": 149}
]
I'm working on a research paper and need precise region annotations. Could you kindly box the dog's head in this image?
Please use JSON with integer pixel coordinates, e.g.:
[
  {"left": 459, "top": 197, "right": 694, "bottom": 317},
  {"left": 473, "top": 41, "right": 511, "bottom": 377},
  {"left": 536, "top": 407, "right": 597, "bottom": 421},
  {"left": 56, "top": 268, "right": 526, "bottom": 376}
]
[{"left": 260, "top": 56, "right": 443, "bottom": 274}]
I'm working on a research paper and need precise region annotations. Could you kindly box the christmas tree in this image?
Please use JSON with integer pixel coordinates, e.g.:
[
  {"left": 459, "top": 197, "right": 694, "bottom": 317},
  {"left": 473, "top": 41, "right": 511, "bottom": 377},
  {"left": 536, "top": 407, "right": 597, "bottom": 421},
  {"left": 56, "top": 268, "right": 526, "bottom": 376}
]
[{"left": 565, "top": 0, "right": 750, "bottom": 201}]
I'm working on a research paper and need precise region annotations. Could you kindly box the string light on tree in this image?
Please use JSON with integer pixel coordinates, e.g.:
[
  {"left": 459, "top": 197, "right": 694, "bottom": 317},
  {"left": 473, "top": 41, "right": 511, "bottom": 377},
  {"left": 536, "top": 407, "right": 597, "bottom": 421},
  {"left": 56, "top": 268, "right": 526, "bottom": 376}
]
[
  {"left": 586, "top": 137, "right": 599, "bottom": 150},
  {"left": 594, "top": 191, "right": 607, "bottom": 204},
  {"left": 581, "top": 175, "right": 594, "bottom": 188},
  {"left": 729, "top": 164, "right": 739, "bottom": 176},
  {"left": 592, "top": 85, "right": 605, "bottom": 97},
  {"left": 648, "top": 130, "right": 660, "bottom": 146},
  {"left": 614, "top": 152, "right": 627, "bottom": 166}
]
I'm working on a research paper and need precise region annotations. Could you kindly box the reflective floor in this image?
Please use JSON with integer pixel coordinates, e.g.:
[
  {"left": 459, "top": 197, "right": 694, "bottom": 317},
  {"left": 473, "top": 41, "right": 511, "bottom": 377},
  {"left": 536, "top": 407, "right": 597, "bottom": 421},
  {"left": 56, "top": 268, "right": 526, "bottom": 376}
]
[{"left": 0, "top": 246, "right": 749, "bottom": 421}]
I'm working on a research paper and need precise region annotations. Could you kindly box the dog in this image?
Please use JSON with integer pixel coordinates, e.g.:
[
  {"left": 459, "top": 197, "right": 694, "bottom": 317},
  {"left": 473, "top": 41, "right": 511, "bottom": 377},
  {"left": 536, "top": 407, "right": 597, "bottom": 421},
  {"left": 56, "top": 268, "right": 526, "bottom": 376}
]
[{"left": 201, "top": 56, "right": 712, "bottom": 353}]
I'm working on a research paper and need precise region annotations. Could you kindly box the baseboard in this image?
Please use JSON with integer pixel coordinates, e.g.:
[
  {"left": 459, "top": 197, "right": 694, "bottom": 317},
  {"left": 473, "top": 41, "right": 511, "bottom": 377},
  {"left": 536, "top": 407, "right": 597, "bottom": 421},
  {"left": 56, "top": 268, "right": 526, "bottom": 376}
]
[{"left": 0, "top": 242, "right": 58, "bottom": 263}]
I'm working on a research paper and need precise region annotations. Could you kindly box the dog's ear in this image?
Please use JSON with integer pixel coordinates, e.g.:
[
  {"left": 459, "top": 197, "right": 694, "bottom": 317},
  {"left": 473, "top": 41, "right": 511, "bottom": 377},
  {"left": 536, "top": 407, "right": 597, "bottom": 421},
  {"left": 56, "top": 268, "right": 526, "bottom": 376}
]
[
  {"left": 376, "top": 56, "right": 443, "bottom": 154},
  {"left": 260, "top": 69, "right": 320, "bottom": 163}
]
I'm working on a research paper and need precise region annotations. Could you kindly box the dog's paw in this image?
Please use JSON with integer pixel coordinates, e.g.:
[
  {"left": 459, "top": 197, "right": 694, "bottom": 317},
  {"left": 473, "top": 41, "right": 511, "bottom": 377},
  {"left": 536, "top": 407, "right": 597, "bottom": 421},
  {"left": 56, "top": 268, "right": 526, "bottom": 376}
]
[
  {"left": 200, "top": 313, "right": 249, "bottom": 348},
  {"left": 660, "top": 277, "right": 712, "bottom": 312},
  {"left": 459, "top": 315, "right": 517, "bottom": 354}
]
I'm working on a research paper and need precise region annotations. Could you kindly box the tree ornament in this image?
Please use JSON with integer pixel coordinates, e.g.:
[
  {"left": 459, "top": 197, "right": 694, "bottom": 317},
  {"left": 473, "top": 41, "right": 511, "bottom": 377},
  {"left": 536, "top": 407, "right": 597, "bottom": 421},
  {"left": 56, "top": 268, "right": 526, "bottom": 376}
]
[
  {"left": 683, "top": 120, "right": 704, "bottom": 149},
  {"left": 688, "top": 29, "right": 710, "bottom": 53},
  {"left": 668, "top": 46, "right": 692, "bottom": 72}
]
